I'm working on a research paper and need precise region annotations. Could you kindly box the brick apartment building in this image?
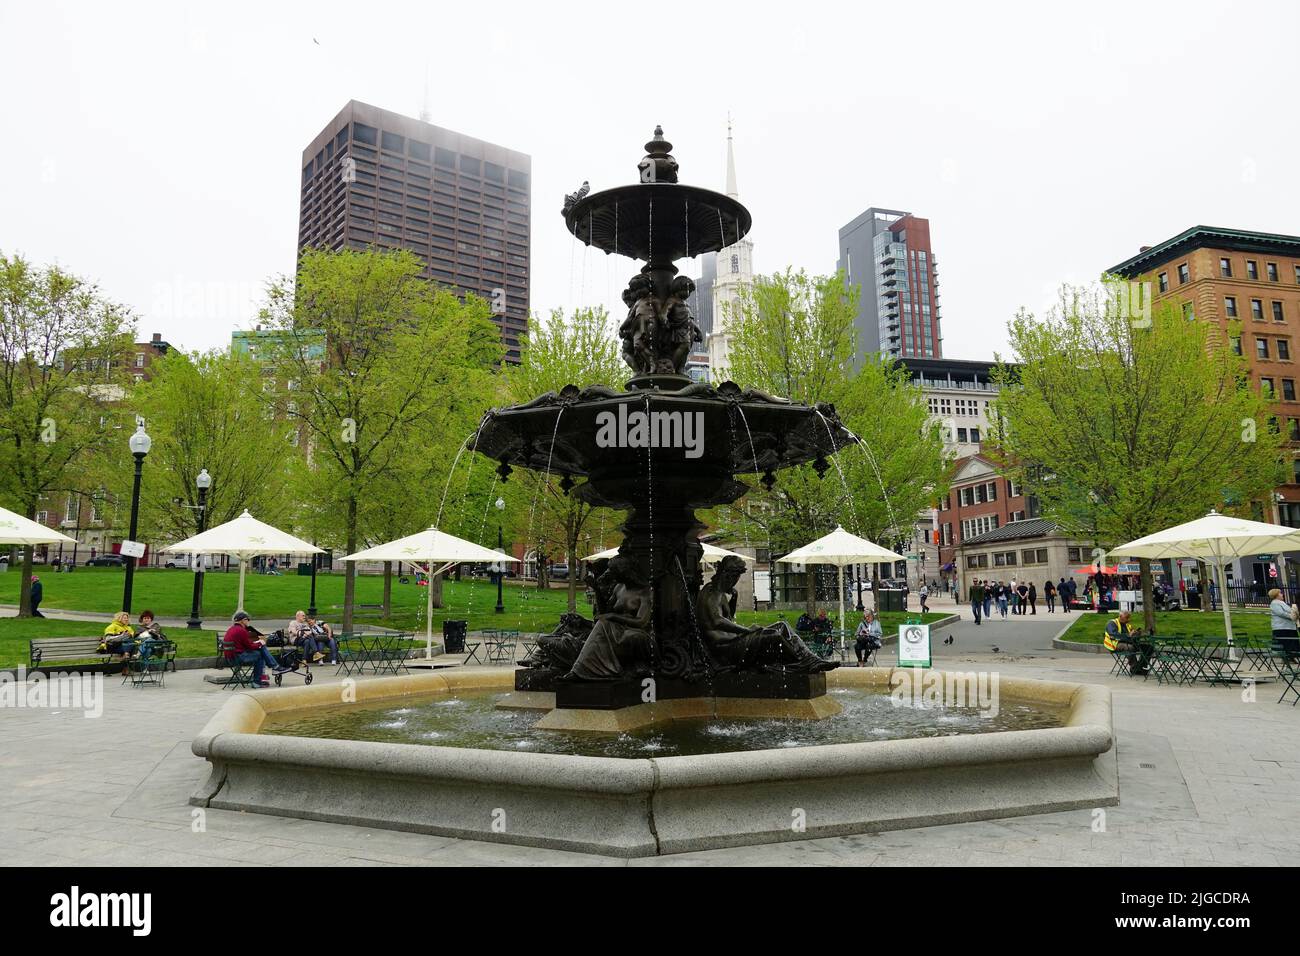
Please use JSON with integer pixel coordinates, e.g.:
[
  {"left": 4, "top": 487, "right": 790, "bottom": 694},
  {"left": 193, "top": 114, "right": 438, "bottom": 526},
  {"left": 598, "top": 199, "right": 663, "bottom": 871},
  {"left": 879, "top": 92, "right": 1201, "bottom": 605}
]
[
  {"left": 1110, "top": 225, "right": 1300, "bottom": 587},
  {"left": 31, "top": 333, "right": 173, "bottom": 563},
  {"left": 930, "top": 453, "right": 1040, "bottom": 586}
]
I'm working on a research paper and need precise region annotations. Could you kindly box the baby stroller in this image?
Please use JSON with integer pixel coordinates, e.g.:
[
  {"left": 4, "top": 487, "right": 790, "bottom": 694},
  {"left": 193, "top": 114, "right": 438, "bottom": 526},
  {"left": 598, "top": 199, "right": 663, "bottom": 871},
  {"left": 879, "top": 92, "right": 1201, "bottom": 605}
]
[{"left": 265, "top": 629, "right": 315, "bottom": 686}]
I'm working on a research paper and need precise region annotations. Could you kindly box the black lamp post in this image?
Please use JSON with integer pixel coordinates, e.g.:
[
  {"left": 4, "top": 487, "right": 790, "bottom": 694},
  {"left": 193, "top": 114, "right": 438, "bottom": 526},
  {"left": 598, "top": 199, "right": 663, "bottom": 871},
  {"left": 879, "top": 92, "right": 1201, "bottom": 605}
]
[
  {"left": 856, "top": 563, "right": 865, "bottom": 612},
  {"left": 308, "top": 550, "right": 319, "bottom": 618},
  {"left": 121, "top": 423, "right": 151, "bottom": 614},
  {"left": 186, "top": 468, "right": 211, "bottom": 629},
  {"left": 494, "top": 496, "right": 506, "bottom": 614}
]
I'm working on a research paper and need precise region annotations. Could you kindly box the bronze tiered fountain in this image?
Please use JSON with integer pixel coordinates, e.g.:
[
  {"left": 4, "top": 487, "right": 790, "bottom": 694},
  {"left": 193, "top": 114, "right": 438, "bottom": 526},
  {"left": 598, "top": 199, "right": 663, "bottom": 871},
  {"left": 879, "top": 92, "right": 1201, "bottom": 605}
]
[{"left": 471, "top": 128, "right": 855, "bottom": 729}]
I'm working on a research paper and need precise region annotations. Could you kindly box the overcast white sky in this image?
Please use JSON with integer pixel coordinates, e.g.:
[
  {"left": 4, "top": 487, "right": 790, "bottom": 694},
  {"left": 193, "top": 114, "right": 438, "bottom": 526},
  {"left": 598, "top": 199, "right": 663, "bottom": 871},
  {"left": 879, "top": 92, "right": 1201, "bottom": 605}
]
[{"left": 2, "top": 0, "right": 1298, "bottom": 362}]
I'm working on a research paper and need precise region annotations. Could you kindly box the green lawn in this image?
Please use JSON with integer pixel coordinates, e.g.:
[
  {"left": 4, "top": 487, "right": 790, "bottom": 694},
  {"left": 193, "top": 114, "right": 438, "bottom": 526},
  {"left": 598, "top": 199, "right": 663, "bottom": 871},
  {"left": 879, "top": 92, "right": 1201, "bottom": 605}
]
[
  {"left": 0, "top": 616, "right": 224, "bottom": 669},
  {"left": 1, "top": 568, "right": 952, "bottom": 667},
  {"left": 0, "top": 567, "right": 574, "bottom": 632},
  {"left": 1060, "top": 608, "right": 1273, "bottom": 645}
]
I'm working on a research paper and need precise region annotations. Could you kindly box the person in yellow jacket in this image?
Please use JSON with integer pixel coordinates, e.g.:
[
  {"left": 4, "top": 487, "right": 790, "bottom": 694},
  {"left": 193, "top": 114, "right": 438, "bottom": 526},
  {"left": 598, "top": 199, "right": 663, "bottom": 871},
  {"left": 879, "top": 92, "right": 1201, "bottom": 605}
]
[
  {"left": 101, "top": 611, "right": 139, "bottom": 658},
  {"left": 1104, "top": 610, "right": 1153, "bottom": 675}
]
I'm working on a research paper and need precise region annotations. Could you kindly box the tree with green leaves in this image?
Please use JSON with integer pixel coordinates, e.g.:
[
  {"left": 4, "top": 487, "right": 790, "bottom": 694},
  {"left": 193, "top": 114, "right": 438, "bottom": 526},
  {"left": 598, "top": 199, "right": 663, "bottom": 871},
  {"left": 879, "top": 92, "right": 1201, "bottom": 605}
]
[
  {"left": 501, "top": 306, "right": 625, "bottom": 611},
  {"left": 258, "top": 248, "right": 501, "bottom": 630},
  {"left": 0, "top": 253, "right": 135, "bottom": 615},
  {"left": 712, "top": 268, "right": 950, "bottom": 611},
  {"left": 988, "top": 281, "right": 1283, "bottom": 633},
  {"left": 93, "top": 349, "right": 300, "bottom": 552}
]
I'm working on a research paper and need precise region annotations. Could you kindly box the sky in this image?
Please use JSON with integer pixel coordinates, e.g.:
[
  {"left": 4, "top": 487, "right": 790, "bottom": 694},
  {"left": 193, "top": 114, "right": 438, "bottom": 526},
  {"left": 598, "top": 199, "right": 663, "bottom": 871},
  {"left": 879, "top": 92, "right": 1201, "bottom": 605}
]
[{"left": 2, "top": 0, "right": 1299, "bottom": 362}]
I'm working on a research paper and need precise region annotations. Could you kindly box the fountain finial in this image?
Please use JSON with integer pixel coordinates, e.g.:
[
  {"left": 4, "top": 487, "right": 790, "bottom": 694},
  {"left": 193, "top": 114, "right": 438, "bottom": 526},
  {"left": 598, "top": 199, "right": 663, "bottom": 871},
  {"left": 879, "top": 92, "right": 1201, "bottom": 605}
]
[{"left": 638, "top": 126, "right": 679, "bottom": 184}]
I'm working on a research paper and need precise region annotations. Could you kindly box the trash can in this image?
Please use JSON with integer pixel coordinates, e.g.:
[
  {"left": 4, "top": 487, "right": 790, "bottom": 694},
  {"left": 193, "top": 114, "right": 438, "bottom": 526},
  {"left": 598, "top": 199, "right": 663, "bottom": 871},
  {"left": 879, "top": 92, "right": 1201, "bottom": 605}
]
[
  {"left": 878, "top": 589, "right": 905, "bottom": 613},
  {"left": 443, "top": 619, "right": 467, "bottom": 653},
  {"left": 1186, "top": 588, "right": 1201, "bottom": 609},
  {"left": 297, "top": 562, "right": 312, "bottom": 576}
]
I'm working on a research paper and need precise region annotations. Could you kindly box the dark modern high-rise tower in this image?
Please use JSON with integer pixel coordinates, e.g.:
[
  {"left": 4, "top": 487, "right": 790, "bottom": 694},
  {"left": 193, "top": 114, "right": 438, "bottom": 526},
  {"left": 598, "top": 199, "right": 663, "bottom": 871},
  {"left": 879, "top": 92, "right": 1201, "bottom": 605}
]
[
  {"left": 837, "top": 207, "right": 943, "bottom": 362},
  {"left": 298, "top": 101, "right": 532, "bottom": 362}
]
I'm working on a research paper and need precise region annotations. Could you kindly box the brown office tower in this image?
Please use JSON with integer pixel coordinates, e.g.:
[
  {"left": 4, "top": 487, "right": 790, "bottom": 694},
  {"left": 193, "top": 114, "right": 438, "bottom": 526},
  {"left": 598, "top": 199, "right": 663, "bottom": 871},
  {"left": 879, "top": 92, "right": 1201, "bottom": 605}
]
[{"left": 298, "top": 101, "right": 531, "bottom": 362}]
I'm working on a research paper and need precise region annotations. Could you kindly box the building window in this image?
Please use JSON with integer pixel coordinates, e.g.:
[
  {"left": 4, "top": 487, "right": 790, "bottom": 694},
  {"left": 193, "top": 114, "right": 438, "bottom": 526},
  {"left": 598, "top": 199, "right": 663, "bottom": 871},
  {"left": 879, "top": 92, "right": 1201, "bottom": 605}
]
[
  {"left": 1274, "top": 301, "right": 1285, "bottom": 322},
  {"left": 1295, "top": 265, "right": 1300, "bottom": 285},
  {"left": 1225, "top": 296, "right": 1238, "bottom": 318},
  {"left": 134, "top": 353, "right": 145, "bottom": 368},
  {"left": 969, "top": 427, "right": 980, "bottom": 443},
  {"left": 993, "top": 551, "right": 1017, "bottom": 567},
  {"left": 1230, "top": 334, "right": 1242, "bottom": 355},
  {"left": 966, "top": 554, "right": 988, "bottom": 569},
  {"left": 1295, "top": 459, "right": 1300, "bottom": 484},
  {"left": 1008, "top": 479, "right": 1021, "bottom": 497},
  {"left": 1247, "top": 260, "right": 1259, "bottom": 280},
  {"left": 64, "top": 497, "right": 78, "bottom": 522},
  {"left": 956, "top": 428, "right": 968, "bottom": 443},
  {"left": 1021, "top": 548, "right": 1048, "bottom": 564},
  {"left": 1257, "top": 338, "right": 1270, "bottom": 359},
  {"left": 1268, "top": 263, "right": 1280, "bottom": 282},
  {"left": 1177, "top": 263, "right": 1190, "bottom": 284},
  {"left": 1290, "top": 419, "right": 1300, "bottom": 441},
  {"left": 1158, "top": 272, "right": 1169, "bottom": 293},
  {"left": 1262, "top": 377, "right": 1275, "bottom": 396},
  {"left": 1252, "top": 299, "right": 1264, "bottom": 320},
  {"left": 1067, "top": 547, "right": 1086, "bottom": 564},
  {"left": 1285, "top": 379, "right": 1297, "bottom": 401},
  {"left": 1280, "top": 339, "right": 1292, "bottom": 360},
  {"left": 352, "top": 122, "right": 377, "bottom": 146},
  {"left": 1183, "top": 302, "right": 1194, "bottom": 320},
  {"left": 1220, "top": 257, "right": 1232, "bottom": 277}
]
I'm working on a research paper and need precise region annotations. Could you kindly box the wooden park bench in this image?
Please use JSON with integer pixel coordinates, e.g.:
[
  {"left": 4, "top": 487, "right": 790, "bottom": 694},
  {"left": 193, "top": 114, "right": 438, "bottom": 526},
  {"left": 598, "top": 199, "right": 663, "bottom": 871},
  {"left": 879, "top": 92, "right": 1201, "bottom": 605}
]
[{"left": 29, "top": 635, "right": 178, "bottom": 673}]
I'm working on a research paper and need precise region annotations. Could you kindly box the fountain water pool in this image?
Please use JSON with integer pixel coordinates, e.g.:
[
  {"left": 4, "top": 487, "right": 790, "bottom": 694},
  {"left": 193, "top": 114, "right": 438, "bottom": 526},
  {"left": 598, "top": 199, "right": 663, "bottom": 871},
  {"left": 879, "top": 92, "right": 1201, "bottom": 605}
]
[{"left": 192, "top": 668, "right": 1117, "bottom": 857}]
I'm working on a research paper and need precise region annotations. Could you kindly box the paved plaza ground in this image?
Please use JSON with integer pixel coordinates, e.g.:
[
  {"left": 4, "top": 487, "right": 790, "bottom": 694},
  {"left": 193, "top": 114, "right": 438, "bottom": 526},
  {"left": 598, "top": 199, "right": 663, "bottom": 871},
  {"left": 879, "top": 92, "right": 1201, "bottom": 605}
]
[{"left": 3, "top": 603, "right": 1299, "bottom": 866}]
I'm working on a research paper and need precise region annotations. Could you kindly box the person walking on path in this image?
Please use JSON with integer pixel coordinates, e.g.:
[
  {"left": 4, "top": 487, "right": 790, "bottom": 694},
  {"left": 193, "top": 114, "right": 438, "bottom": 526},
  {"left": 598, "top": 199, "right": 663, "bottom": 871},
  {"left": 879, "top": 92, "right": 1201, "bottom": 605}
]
[
  {"left": 1027, "top": 582, "right": 1037, "bottom": 615},
  {"left": 1009, "top": 578, "right": 1019, "bottom": 615},
  {"left": 969, "top": 578, "right": 983, "bottom": 625},
  {"left": 29, "top": 574, "right": 44, "bottom": 617},
  {"left": 1017, "top": 580, "right": 1029, "bottom": 615},
  {"left": 1044, "top": 579, "right": 1056, "bottom": 613},
  {"left": 983, "top": 581, "right": 993, "bottom": 619},
  {"left": 1058, "top": 577, "right": 1071, "bottom": 613},
  {"left": 996, "top": 582, "right": 1009, "bottom": 618},
  {"left": 919, "top": 582, "right": 929, "bottom": 614}
]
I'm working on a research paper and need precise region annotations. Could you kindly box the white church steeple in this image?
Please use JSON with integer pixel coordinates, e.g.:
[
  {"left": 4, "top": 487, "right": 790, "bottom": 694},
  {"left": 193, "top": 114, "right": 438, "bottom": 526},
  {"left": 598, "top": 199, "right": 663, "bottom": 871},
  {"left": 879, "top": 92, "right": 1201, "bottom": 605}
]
[{"left": 705, "top": 116, "right": 754, "bottom": 382}]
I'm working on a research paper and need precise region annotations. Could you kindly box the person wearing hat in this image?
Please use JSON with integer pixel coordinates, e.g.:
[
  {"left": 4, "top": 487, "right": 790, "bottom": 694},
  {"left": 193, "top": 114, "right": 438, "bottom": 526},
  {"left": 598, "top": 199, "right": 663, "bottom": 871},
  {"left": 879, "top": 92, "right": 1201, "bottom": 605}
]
[{"left": 223, "top": 611, "right": 287, "bottom": 687}]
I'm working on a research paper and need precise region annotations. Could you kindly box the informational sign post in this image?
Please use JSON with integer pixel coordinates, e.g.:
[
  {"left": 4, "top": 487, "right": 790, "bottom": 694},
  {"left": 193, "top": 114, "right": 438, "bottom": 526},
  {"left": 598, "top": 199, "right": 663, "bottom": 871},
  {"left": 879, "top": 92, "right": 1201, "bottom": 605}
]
[
  {"left": 897, "top": 623, "right": 931, "bottom": 668},
  {"left": 753, "top": 569, "right": 772, "bottom": 603},
  {"left": 119, "top": 541, "right": 145, "bottom": 559}
]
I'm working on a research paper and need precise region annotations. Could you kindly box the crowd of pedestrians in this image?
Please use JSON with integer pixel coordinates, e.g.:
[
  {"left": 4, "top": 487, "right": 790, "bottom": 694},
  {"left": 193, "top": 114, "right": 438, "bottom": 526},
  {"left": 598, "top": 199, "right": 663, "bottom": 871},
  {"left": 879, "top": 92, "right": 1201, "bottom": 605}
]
[{"left": 967, "top": 576, "right": 1078, "bottom": 625}]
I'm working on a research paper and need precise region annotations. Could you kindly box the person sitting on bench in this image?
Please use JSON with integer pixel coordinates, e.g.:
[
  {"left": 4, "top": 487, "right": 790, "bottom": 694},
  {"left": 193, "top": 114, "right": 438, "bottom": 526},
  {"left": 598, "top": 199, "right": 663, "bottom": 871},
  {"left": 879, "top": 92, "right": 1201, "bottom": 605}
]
[
  {"left": 137, "top": 609, "right": 166, "bottom": 641},
  {"left": 285, "top": 610, "right": 328, "bottom": 663},
  {"left": 101, "top": 612, "right": 138, "bottom": 659},
  {"left": 306, "top": 616, "right": 338, "bottom": 664},
  {"left": 1103, "top": 610, "right": 1154, "bottom": 675},
  {"left": 224, "top": 611, "right": 288, "bottom": 687}
]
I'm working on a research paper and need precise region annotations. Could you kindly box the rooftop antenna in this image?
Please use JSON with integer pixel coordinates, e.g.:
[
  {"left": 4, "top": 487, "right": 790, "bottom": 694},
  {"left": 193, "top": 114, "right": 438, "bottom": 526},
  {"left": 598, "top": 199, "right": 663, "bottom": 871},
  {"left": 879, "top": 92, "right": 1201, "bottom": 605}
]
[{"left": 419, "top": 65, "right": 431, "bottom": 123}]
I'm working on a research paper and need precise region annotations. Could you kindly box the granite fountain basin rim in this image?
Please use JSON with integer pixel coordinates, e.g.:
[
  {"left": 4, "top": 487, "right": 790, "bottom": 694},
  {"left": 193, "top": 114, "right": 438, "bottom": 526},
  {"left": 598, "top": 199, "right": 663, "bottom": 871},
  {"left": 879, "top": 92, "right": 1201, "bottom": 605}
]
[{"left": 190, "top": 669, "right": 1118, "bottom": 857}]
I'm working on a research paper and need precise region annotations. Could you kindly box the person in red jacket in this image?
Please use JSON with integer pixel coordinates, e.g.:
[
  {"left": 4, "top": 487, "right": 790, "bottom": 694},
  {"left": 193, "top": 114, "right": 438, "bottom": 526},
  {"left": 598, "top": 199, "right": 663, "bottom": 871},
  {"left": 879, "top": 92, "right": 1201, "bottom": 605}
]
[{"left": 224, "top": 611, "right": 285, "bottom": 687}]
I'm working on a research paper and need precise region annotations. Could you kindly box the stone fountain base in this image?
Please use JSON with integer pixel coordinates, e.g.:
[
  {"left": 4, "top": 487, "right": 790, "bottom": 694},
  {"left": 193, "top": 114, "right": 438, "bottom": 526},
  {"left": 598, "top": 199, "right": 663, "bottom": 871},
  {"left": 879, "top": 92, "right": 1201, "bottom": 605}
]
[
  {"left": 190, "top": 668, "right": 1118, "bottom": 858},
  {"left": 502, "top": 667, "right": 841, "bottom": 731}
]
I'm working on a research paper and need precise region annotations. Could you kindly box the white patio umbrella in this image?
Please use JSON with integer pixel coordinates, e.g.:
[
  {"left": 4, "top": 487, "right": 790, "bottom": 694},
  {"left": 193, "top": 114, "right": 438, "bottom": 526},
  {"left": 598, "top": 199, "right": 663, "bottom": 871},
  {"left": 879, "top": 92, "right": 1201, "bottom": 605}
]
[
  {"left": 1110, "top": 509, "right": 1300, "bottom": 646},
  {"left": 342, "top": 526, "right": 518, "bottom": 658},
  {"left": 582, "top": 542, "right": 754, "bottom": 567},
  {"left": 162, "top": 509, "right": 322, "bottom": 615},
  {"left": 780, "top": 526, "right": 907, "bottom": 648},
  {"left": 0, "top": 505, "right": 77, "bottom": 546}
]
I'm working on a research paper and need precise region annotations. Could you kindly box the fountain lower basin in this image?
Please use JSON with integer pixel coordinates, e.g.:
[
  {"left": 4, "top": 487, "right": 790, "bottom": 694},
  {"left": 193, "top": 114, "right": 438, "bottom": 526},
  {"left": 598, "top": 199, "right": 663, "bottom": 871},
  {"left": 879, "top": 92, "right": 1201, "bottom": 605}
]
[{"left": 191, "top": 669, "right": 1118, "bottom": 857}]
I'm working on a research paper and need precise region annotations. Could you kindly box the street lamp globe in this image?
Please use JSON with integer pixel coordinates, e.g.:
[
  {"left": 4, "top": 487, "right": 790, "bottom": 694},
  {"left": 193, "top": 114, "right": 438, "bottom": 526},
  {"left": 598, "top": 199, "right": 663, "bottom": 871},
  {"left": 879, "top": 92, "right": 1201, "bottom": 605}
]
[
  {"left": 196, "top": 468, "right": 212, "bottom": 490},
  {"left": 129, "top": 424, "right": 152, "bottom": 456},
  {"left": 495, "top": 497, "right": 505, "bottom": 511}
]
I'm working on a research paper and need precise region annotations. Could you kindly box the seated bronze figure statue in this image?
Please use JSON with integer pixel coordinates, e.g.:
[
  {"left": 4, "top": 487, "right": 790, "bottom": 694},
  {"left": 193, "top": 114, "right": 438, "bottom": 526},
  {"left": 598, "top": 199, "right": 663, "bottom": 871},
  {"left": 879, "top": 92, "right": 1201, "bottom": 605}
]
[
  {"left": 562, "top": 555, "right": 654, "bottom": 681},
  {"left": 696, "top": 556, "right": 838, "bottom": 673}
]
